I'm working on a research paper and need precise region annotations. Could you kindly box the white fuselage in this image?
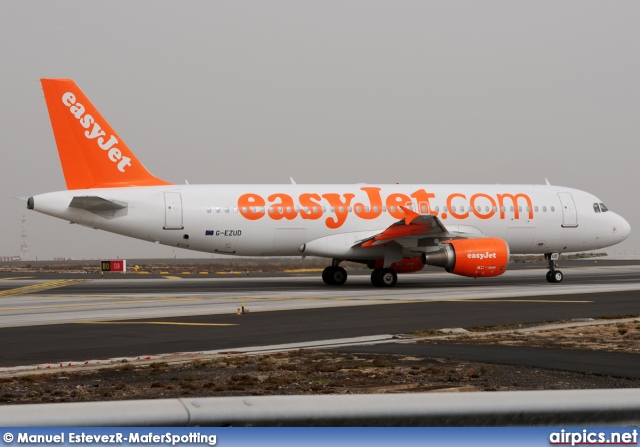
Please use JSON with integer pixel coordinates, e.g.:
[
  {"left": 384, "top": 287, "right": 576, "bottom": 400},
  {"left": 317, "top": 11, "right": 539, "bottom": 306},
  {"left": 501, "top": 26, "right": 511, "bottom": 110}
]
[{"left": 30, "top": 183, "right": 630, "bottom": 260}]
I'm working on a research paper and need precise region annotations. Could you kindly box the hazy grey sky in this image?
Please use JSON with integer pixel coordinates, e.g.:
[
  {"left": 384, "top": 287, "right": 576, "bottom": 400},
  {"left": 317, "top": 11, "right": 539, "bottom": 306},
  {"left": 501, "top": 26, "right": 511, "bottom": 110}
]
[{"left": 1, "top": 1, "right": 638, "bottom": 260}]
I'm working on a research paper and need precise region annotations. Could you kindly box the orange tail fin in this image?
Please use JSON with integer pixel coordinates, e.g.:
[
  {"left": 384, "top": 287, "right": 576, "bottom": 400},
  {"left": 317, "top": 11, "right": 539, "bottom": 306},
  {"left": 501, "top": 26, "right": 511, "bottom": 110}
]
[{"left": 41, "top": 79, "right": 172, "bottom": 189}]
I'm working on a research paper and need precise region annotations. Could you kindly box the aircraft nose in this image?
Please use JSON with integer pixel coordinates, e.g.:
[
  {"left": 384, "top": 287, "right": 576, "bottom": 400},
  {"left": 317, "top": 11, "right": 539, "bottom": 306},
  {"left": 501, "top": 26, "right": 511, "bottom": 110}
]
[{"left": 616, "top": 214, "right": 631, "bottom": 241}]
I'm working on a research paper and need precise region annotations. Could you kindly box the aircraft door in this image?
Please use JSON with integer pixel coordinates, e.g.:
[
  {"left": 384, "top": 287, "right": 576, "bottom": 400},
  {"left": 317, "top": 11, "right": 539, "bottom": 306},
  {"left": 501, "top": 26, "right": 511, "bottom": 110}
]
[
  {"left": 163, "top": 192, "right": 184, "bottom": 229},
  {"left": 558, "top": 192, "right": 578, "bottom": 228}
]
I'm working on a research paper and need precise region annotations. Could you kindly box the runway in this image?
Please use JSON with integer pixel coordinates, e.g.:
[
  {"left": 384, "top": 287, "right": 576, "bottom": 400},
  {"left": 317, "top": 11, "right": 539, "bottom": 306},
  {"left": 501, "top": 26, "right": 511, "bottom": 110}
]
[{"left": 0, "top": 263, "right": 639, "bottom": 368}]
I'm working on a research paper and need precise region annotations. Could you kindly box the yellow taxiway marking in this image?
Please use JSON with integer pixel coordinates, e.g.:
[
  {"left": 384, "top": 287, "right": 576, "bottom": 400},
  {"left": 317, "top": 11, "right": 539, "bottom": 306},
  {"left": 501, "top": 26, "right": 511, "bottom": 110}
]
[
  {"left": 445, "top": 299, "right": 592, "bottom": 303},
  {"left": 0, "top": 276, "right": 33, "bottom": 281},
  {"left": 0, "top": 279, "right": 90, "bottom": 297},
  {"left": 0, "top": 297, "right": 205, "bottom": 313},
  {"left": 76, "top": 321, "right": 237, "bottom": 326},
  {"left": 163, "top": 276, "right": 183, "bottom": 280}
]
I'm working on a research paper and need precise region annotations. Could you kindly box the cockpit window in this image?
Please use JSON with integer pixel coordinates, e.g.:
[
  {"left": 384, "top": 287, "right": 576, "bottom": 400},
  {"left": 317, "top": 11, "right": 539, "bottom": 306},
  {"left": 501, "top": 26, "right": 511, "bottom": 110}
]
[
  {"left": 593, "top": 203, "right": 601, "bottom": 213},
  {"left": 599, "top": 203, "right": 609, "bottom": 212}
]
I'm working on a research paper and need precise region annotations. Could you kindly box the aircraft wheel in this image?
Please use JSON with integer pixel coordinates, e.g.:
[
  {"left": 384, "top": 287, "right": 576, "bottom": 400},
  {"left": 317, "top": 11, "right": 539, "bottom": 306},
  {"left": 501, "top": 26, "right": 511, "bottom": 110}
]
[
  {"left": 546, "top": 270, "right": 563, "bottom": 283},
  {"left": 331, "top": 266, "right": 348, "bottom": 285},
  {"left": 324, "top": 266, "right": 347, "bottom": 285},
  {"left": 379, "top": 268, "right": 398, "bottom": 287},
  {"left": 552, "top": 270, "right": 563, "bottom": 283},
  {"left": 371, "top": 269, "right": 381, "bottom": 286},
  {"left": 372, "top": 268, "right": 397, "bottom": 287},
  {"left": 322, "top": 267, "right": 334, "bottom": 285}
]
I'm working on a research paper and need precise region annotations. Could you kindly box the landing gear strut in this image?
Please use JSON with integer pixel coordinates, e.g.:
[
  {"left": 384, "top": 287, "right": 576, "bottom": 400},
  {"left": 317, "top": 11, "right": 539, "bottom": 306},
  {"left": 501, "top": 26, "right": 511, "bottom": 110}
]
[
  {"left": 370, "top": 268, "right": 397, "bottom": 287},
  {"left": 545, "top": 253, "right": 563, "bottom": 283},
  {"left": 322, "top": 259, "right": 347, "bottom": 286}
]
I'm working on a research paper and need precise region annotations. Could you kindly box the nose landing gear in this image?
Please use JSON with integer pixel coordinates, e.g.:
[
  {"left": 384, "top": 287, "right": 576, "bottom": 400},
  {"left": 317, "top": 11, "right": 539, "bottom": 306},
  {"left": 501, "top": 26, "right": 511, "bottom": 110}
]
[{"left": 545, "top": 253, "right": 563, "bottom": 283}]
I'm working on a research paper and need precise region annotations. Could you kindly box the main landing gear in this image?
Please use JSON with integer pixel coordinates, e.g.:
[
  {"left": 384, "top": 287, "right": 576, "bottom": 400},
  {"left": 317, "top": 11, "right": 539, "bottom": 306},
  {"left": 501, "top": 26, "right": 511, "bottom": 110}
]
[
  {"left": 545, "top": 253, "right": 563, "bottom": 283},
  {"left": 322, "top": 259, "right": 399, "bottom": 287},
  {"left": 370, "top": 268, "right": 397, "bottom": 287},
  {"left": 322, "top": 261, "right": 347, "bottom": 286}
]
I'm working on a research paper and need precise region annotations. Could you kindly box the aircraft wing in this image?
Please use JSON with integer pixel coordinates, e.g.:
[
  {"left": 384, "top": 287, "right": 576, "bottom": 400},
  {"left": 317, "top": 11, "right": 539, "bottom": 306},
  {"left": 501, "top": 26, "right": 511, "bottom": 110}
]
[{"left": 353, "top": 206, "right": 451, "bottom": 248}]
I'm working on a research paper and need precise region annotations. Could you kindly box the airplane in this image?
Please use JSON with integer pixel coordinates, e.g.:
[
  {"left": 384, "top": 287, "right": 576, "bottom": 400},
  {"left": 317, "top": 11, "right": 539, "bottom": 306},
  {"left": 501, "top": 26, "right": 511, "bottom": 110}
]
[{"left": 27, "top": 79, "right": 631, "bottom": 287}]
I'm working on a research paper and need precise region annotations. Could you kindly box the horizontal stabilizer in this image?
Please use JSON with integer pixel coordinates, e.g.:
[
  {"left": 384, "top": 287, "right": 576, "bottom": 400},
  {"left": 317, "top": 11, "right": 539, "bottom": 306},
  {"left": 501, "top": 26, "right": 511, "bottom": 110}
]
[{"left": 69, "top": 196, "right": 128, "bottom": 219}]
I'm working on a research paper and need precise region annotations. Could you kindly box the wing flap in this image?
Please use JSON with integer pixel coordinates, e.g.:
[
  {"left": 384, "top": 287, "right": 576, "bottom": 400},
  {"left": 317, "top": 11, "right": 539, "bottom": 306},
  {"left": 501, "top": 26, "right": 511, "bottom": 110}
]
[{"left": 356, "top": 207, "right": 449, "bottom": 248}]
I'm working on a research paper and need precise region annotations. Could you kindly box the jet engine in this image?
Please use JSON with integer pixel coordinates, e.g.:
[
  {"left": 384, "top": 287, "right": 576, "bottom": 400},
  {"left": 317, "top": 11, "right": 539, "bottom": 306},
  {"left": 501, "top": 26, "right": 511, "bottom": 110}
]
[{"left": 422, "top": 237, "right": 510, "bottom": 278}]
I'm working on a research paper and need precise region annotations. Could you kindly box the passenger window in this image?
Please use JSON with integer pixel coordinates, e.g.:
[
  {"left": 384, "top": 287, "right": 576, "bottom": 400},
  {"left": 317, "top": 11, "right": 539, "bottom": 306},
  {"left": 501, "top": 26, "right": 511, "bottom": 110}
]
[
  {"left": 485, "top": 206, "right": 489, "bottom": 212},
  {"left": 215, "top": 207, "right": 221, "bottom": 213},
  {"left": 375, "top": 206, "right": 380, "bottom": 213},
  {"left": 312, "top": 206, "right": 317, "bottom": 213},
  {"left": 234, "top": 207, "right": 238, "bottom": 213},
  {"left": 543, "top": 206, "right": 547, "bottom": 212},
  {"left": 242, "top": 207, "right": 248, "bottom": 213},
  {"left": 435, "top": 206, "right": 440, "bottom": 212},
  {"left": 494, "top": 206, "right": 498, "bottom": 212},
  {"left": 510, "top": 206, "right": 514, "bottom": 212},
  {"left": 535, "top": 206, "right": 539, "bottom": 212},
  {"left": 269, "top": 207, "right": 274, "bottom": 213},
  {"left": 518, "top": 206, "right": 522, "bottom": 212},
  {"left": 501, "top": 206, "right": 506, "bottom": 212},
  {"left": 551, "top": 206, "right": 555, "bottom": 212},
  {"left": 322, "top": 206, "right": 327, "bottom": 212},
  {"left": 356, "top": 206, "right": 362, "bottom": 213},
  {"left": 294, "top": 206, "right": 300, "bottom": 213},
  {"left": 421, "top": 206, "right": 426, "bottom": 213},
  {"left": 444, "top": 206, "right": 448, "bottom": 213},
  {"left": 206, "top": 207, "right": 211, "bottom": 213},
  {"left": 365, "top": 206, "right": 370, "bottom": 212},
  {"left": 278, "top": 207, "right": 283, "bottom": 213},
  {"left": 459, "top": 206, "right": 464, "bottom": 212},
  {"left": 304, "top": 207, "right": 310, "bottom": 213},
  {"left": 348, "top": 206, "right": 353, "bottom": 212},
  {"left": 390, "top": 206, "right": 396, "bottom": 212},
  {"left": 382, "top": 206, "right": 387, "bottom": 212},
  {"left": 224, "top": 207, "right": 229, "bottom": 213},
  {"left": 593, "top": 203, "right": 601, "bottom": 213},
  {"left": 250, "top": 206, "right": 255, "bottom": 213},
  {"left": 339, "top": 206, "right": 344, "bottom": 213},
  {"left": 286, "top": 206, "right": 292, "bottom": 213},
  {"left": 600, "top": 203, "right": 609, "bottom": 212},
  {"left": 526, "top": 206, "right": 530, "bottom": 212}
]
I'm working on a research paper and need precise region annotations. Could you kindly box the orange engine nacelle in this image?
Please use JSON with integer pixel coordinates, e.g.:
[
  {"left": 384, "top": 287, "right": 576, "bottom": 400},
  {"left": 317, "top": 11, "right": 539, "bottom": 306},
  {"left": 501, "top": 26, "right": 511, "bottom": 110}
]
[
  {"left": 371, "top": 257, "right": 425, "bottom": 273},
  {"left": 423, "top": 237, "right": 510, "bottom": 278}
]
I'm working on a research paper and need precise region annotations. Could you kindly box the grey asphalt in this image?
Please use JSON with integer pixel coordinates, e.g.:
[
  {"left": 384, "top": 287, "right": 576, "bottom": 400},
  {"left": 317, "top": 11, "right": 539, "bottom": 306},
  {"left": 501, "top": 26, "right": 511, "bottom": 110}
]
[
  {"left": 0, "top": 262, "right": 638, "bottom": 378},
  {"left": 333, "top": 344, "right": 640, "bottom": 379},
  {"left": 1, "top": 289, "right": 639, "bottom": 371}
]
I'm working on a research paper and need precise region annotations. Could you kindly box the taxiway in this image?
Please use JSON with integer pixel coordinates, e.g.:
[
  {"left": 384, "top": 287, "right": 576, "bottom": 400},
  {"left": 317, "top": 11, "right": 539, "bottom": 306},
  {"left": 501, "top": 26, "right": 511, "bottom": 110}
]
[{"left": 0, "top": 263, "right": 639, "bottom": 367}]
